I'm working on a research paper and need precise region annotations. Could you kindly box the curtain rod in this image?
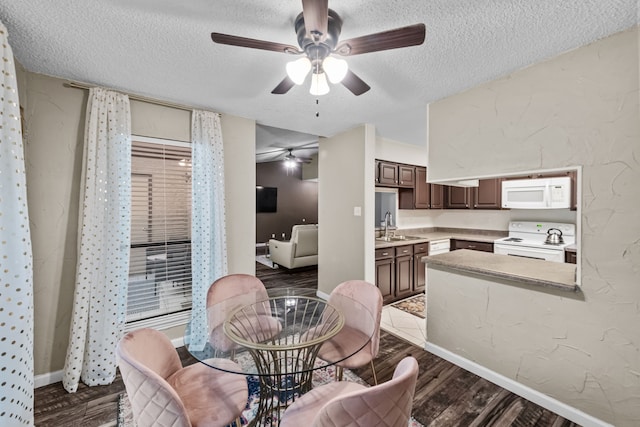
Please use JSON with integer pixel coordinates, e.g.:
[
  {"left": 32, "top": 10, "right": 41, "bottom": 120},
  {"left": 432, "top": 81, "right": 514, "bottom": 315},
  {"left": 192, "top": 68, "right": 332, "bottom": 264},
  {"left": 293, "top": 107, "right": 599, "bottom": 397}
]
[{"left": 65, "top": 81, "right": 196, "bottom": 112}]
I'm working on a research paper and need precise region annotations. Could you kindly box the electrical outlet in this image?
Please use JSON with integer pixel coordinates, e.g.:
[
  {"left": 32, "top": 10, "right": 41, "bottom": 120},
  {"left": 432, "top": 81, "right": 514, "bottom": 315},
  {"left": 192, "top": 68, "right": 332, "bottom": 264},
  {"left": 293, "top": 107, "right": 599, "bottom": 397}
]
[{"left": 353, "top": 206, "right": 362, "bottom": 216}]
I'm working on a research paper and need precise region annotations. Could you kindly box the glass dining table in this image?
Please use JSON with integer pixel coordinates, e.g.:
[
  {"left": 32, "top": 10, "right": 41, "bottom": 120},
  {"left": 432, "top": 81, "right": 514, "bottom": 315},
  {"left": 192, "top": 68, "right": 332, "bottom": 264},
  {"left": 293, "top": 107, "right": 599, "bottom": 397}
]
[{"left": 184, "top": 287, "right": 375, "bottom": 427}]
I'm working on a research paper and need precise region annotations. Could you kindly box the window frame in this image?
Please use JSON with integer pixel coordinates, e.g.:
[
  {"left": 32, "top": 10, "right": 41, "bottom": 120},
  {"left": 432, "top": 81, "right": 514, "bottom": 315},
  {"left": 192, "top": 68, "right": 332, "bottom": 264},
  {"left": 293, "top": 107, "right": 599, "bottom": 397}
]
[{"left": 125, "top": 135, "right": 193, "bottom": 332}]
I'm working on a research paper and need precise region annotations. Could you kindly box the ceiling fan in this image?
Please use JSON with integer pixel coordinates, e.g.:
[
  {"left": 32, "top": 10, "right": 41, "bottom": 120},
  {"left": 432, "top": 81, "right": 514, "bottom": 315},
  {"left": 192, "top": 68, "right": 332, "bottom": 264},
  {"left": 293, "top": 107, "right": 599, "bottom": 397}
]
[
  {"left": 284, "top": 148, "right": 311, "bottom": 165},
  {"left": 256, "top": 146, "right": 315, "bottom": 164},
  {"left": 211, "top": 0, "right": 426, "bottom": 96}
]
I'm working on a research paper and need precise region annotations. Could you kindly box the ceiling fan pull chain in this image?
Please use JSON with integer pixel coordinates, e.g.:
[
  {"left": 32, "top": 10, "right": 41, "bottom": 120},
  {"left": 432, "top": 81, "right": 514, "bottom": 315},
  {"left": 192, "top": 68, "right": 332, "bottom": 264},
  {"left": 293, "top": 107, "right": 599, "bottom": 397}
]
[{"left": 315, "top": 98, "right": 320, "bottom": 117}]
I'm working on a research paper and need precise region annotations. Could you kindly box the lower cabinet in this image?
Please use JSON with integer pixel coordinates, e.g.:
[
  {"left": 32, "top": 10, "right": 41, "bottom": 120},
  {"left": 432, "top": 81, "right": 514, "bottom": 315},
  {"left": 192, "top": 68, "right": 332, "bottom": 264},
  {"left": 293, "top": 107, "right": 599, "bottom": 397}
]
[
  {"left": 375, "top": 244, "right": 426, "bottom": 304},
  {"left": 413, "top": 242, "right": 428, "bottom": 293},
  {"left": 375, "top": 248, "right": 395, "bottom": 304},
  {"left": 395, "top": 245, "right": 414, "bottom": 301},
  {"left": 450, "top": 239, "right": 494, "bottom": 253}
]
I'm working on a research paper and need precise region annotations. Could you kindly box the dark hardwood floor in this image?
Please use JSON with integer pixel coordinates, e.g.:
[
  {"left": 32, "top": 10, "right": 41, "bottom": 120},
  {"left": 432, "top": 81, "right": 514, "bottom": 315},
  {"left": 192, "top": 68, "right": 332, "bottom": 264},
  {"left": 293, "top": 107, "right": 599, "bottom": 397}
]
[{"left": 34, "top": 261, "right": 579, "bottom": 426}]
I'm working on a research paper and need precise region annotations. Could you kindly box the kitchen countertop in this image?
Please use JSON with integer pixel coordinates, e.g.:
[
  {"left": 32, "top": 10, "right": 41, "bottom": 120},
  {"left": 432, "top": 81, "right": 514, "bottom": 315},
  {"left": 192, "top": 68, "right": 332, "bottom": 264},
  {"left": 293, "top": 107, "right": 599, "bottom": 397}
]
[
  {"left": 374, "top": 230, "right": 505, "bottom": 248},
  {"left": 422, "top": 249, "right": 578, "bottom": 292}
]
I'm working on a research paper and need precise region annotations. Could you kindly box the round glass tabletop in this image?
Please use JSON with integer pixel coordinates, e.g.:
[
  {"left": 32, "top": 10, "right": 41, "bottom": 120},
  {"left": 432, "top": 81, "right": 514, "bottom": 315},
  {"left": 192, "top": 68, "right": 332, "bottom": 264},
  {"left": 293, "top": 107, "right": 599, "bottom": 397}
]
[{"left": 184, "top": 287, "right": 375, "bottom": 376}]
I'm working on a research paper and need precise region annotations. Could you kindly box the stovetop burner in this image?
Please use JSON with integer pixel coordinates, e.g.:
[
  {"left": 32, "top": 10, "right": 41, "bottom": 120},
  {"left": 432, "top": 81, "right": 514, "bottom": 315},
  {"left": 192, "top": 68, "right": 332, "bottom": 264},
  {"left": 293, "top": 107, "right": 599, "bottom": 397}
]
[{"left": 494, "top": 221, "right": 576, "bottom": 251}]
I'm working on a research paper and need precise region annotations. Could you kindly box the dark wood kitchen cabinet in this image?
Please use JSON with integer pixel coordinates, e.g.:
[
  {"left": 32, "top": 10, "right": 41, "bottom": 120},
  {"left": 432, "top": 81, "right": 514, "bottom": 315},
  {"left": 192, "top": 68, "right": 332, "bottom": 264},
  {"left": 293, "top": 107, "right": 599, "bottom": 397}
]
[
  {"left": 430, "top": 183, "right": 445, "bottom": 209},
  {"left": 375, "top": 244, "right": 424, "bottom": 304},
  {"left": 376, "top": 161, "right": 398, "bottom": 186},
  {"left": 405, "top": 166, "right": 446, "bottom": 210},
  {"left": 413, "top": 242, "right": 428, "bottom": 293},
  {"left": 375, "top": 248, "right": 395, "bottom": 304},
  {"left": 473, "top": 178, "right": 502, "bottom": 209},
  {"left": 445, "top": 186, "right": 472, "bottom": 209},
  {"left": 445, "top": 179, "right": 501, "bottom": 210},
  {"left": 414, "top": 167, "right": 430, "bottom": 209},
  {"left": 450, "top": 239, "right": 494, "bottom": 253},
  {"left": 395, "top": 245, "right": 414, "bottom": 300},
  {"left": 565, "top": 248, "right": 577, "bottom": 264},
  {"left": 398, "top": 165, "right": 415, "bottom": 188}
]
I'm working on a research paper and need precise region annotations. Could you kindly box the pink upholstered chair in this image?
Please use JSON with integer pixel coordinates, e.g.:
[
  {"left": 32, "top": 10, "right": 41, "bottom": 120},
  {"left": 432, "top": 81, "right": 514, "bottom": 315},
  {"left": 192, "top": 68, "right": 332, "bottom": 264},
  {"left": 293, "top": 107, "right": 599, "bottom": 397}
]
[
  {"left": 317, "top": 280, "right": 383, "bottom": 384},
  {"left": 206, "top": 274, "right": 282, "bottom": 353},
  {"left": 280, "top": 356, "right": 419, "bottom": 427},
  {"left": 116, "top": 328, "right": 248, "bottom": 427}
]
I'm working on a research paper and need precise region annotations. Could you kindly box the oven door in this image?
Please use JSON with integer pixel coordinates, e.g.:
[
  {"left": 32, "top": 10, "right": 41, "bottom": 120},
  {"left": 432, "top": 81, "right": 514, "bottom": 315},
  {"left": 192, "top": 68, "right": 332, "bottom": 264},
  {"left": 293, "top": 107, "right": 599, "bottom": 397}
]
[{"left": 494, "top": 243, "right": 565, "bottom": 263}]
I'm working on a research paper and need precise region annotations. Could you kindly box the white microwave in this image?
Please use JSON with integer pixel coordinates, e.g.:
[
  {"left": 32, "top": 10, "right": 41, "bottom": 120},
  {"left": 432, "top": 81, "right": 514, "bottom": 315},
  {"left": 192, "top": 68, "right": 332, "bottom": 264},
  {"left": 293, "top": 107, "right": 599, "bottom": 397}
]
[{"left": 502, "top": 177, "right": 571, "bottom": 209}]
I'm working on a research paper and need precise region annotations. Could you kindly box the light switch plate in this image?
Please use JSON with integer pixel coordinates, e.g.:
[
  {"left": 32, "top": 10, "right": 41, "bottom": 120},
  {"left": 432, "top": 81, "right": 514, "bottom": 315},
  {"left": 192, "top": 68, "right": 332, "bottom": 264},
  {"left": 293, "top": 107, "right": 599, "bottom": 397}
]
[{"left": 353, "top": 206, "right": 362, "bottom": 216}]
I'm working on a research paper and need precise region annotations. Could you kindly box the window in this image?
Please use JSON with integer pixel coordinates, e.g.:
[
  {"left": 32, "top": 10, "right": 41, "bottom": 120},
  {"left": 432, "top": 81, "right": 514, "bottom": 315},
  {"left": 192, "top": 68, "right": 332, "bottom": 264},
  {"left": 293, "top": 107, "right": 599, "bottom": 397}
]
[{"left": 126, "top": 136, "right": 192, "bottom": 329}]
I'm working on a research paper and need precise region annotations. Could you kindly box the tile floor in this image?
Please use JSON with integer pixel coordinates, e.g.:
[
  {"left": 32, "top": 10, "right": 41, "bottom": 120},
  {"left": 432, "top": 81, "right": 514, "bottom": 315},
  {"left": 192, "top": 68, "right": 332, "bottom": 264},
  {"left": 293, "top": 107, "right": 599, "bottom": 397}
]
[{"left": 380, "top": 304, "right": 427, "bottom": 348}]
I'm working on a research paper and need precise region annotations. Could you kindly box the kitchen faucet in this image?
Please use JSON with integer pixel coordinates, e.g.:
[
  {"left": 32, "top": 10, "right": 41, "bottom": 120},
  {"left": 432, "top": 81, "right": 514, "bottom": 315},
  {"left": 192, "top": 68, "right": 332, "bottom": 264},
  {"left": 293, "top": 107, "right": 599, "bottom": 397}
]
[{"left": 384, "top": 211, "right": 392, "bottom": 238}]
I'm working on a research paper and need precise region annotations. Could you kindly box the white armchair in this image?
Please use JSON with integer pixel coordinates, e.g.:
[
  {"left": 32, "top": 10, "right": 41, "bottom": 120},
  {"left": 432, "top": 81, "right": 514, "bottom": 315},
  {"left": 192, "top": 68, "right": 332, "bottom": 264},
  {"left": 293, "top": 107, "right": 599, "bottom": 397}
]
[{"left": 268, "top": 224, "right": 318, "bottom": 269}]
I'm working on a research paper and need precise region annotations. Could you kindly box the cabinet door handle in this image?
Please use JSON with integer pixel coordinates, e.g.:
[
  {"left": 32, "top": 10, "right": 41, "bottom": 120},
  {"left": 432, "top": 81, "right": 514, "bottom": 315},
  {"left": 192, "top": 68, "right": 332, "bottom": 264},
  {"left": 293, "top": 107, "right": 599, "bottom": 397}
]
[
  {"left": 382, "top": 252, "right": 389, "bottom": 256},
  {"left": 468, "top": 245, "right": 476, "bottom": 249}
]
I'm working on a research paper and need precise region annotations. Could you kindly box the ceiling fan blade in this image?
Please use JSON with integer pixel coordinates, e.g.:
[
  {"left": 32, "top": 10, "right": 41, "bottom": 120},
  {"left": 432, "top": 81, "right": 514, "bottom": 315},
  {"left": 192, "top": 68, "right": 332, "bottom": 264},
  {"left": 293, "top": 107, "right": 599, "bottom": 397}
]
[
  {"left": 334, "top": 23, "right": 426, "bottom": 56},
  {"left": 211, "top": 33, "right": 301, "bottom": 54},
  {"left": 271, "top": 76, "right": 296, "bottom": 94},
  {"left": 302, "top": 0, "right": 329, "bottom": 42},
  {"left": 341, "top": 70, "right": 370, "bottom": 96}
]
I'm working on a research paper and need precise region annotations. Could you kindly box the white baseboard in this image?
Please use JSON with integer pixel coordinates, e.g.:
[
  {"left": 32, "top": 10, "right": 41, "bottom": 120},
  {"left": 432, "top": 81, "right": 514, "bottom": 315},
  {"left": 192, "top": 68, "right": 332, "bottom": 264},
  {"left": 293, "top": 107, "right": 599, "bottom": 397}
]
[
  {"left": 424, "top": 342, "right": 613, "bottom": 427},
  {"left": 36, "top": 337, "right": 186, "bottom": 389},
  {"left": 316, "top": 289, "right": 330, "bottom": 300},
  {"left": 35, "top": 369, "right": 64, "bottom": 388}
]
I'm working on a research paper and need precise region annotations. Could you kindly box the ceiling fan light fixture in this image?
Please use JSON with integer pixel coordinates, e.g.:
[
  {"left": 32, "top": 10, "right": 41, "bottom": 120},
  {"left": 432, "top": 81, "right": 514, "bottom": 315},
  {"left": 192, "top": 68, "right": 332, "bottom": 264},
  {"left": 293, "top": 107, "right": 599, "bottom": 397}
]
[
  {"left": 284, "top": 158, "right": 297, "bottom": 169},
  {"left": 322, "top": 56, "right": 348, "bottom": 83},
  {"left": 310, "top": 72, "right": 330, "bottom": 96},
  {"left": 286, "top": 57, "right": 312, "bottom": 85}
]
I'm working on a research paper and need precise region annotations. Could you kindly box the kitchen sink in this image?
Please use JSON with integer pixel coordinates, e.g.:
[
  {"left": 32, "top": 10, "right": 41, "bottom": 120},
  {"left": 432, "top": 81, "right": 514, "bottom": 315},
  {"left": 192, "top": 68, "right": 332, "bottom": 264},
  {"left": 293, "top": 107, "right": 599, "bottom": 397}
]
[{"left": 376, "top": 235, "right": 421, "bottom": 242}]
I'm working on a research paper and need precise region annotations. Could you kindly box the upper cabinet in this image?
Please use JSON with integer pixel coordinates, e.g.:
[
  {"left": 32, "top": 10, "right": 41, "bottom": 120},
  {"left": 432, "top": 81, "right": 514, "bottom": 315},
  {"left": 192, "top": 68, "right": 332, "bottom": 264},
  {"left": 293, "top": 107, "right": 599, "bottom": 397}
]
[
  {"left": 445, "top": 186, "right": 471, "bottom": 209},
  {"left": 414, "top": 167, "right": 430, "bottom": 209},
  {"left": 397, "top": 165, "right": 415, "bottom": 188},
  {"left": 473, "top": 178, "right": 503, "bottom": 209},
  {"left": 376, "top": 159, "right": 574, "bottom": 211},
  {"left": 445, "top": 178, "right": 502, "bottom": 209},
  {"left": 376, "top": 160, "right": 399, "bottom": 186},
  {"left": 430, "top": 184, "right": 445, "bottom": 209}
]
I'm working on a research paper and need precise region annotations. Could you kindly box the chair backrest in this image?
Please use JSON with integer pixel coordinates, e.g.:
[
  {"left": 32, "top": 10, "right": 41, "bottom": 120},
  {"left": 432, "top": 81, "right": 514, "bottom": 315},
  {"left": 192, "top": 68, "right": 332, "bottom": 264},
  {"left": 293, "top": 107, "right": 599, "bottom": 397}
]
[
  {"left": 313, "top": 356, "right": 419, "bottom": 427},
  {"left": 206, "top": 274, "right": 271, "bottom": 348},
  {"left": 206, "top": 273, "right": 269, "bottom": 307},
  {"left": 116, "top": 328, "right": 191, "bottom": 427},
  {"left": 329, "top": 280, "right": 383, "bottom": 357},
  {"left": 291, "top": 224, "right": 318, "bottom": 257}
]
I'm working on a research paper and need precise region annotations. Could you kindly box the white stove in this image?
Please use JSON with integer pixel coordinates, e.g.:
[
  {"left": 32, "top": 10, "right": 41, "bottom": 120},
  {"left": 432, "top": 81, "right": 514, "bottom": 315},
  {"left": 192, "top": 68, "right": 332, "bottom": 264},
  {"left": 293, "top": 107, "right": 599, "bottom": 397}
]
[{"left": 494, "top": 221, "right": 575, "bottom": 263}]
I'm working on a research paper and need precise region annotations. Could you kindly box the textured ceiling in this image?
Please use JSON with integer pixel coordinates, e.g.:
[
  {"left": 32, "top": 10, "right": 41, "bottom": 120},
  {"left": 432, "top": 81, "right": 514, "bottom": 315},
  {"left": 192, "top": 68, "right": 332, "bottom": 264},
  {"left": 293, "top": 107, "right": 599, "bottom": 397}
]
[{"left": 0, "top": 1, "right": 637, "bottom": 161}]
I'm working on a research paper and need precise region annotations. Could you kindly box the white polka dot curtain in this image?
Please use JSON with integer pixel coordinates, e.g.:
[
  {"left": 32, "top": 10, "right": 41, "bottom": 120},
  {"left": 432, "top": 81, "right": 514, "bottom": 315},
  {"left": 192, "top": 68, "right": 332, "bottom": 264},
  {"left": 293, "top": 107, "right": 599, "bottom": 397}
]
[
  {"left": 0, "top": 21, "right": 34, "bottom": 425},
  {"left": 62, "top": 88, "right": 131, "bottom": 393},
  {"left": 190, "top": 110, "right": 227, "bottom": 347}
]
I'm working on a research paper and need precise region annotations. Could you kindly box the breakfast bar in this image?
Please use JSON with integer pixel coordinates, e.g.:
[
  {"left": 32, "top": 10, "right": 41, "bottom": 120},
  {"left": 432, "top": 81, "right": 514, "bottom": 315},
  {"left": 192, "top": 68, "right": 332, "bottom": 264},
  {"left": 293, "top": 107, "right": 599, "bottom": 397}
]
[{"left": 422, "top": 249, "right": 578, "bottom": 292}]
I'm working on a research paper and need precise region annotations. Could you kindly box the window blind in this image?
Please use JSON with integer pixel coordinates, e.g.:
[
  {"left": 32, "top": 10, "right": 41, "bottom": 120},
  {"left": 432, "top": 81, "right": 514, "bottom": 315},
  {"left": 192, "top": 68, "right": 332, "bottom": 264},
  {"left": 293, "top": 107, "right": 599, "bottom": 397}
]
[{"left": 127, "top": 139, "right": 192, "bottom": 323}]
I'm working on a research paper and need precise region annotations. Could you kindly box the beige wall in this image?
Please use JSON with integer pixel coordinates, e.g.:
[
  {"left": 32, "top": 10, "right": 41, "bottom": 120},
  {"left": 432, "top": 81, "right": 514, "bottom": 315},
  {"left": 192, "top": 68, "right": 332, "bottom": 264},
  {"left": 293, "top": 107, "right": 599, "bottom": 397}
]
[
  {"left": 318, "top": 125, "right": 376, "bottom": 295},
  {"left": 20, "top": 72, "right": 256, "bottom": 376},
  {"left": 427, "top": 27, "right": 640, "bottom": 426}
]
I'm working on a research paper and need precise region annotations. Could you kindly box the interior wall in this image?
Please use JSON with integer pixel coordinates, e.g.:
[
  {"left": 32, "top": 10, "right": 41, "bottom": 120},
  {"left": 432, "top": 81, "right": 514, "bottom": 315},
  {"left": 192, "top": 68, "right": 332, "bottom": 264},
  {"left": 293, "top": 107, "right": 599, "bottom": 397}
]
[
  {"left": 375, "top": 136, "right": 427, "bottom": 166},
  {"left": 427, "top": 27, "right": 640, "bottom": 426},
  {"left": 20, "top": 71, "right": 256, "bottom": 377},
  {"left": 318, "top": 125, "right": 375, "bottom": 295},
  {"left": 220, "top": 114, "right": 257, "bottom": 275},
  {"left": 255, "top": 161, "right": 318, "bottom": 244}
]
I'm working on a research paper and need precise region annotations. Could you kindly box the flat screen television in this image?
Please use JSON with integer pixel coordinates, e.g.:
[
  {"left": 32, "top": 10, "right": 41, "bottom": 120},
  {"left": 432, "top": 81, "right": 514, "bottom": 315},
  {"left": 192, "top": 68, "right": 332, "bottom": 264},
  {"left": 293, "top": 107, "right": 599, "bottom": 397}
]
[{"left": 256, "top": 186, "right": 277, "bottom": 213}]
